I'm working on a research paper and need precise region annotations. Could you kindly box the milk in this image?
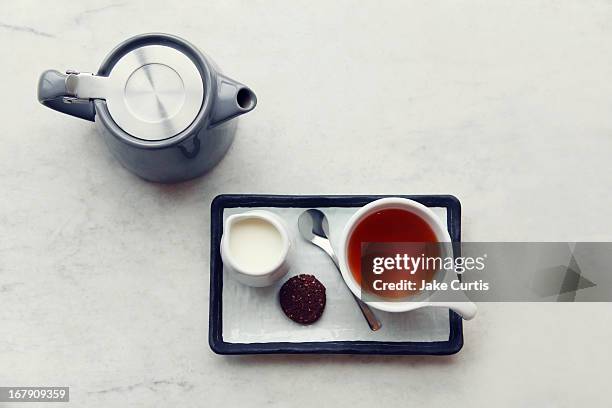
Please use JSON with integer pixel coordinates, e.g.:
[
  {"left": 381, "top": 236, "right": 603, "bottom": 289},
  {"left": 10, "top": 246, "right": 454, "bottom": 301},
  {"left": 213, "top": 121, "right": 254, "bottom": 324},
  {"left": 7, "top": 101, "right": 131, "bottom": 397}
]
[{"left": 228, "top": 217, "right": 284, "bottom": 274}]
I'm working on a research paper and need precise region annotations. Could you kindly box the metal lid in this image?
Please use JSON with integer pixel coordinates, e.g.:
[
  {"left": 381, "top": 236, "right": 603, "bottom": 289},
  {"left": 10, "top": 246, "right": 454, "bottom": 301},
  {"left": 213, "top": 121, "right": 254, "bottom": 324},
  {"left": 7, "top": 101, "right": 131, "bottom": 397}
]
[{"left": 67, "top": 45, "right": 204, "bottom": 141}]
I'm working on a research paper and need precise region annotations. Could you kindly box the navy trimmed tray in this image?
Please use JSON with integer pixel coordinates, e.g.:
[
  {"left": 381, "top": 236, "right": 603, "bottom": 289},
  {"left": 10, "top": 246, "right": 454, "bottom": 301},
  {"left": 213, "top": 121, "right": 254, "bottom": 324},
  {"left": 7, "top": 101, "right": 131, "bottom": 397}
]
[{"left": 209, "top": 194, "right": 463, "bottom": 355}]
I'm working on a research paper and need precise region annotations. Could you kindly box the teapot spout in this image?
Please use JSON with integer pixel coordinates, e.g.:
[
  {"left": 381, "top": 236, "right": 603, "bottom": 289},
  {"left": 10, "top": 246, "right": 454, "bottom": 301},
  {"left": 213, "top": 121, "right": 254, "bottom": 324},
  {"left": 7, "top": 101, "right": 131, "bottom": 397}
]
[{"left": 209, "top": 74, "right": 257, "bottom": 128}]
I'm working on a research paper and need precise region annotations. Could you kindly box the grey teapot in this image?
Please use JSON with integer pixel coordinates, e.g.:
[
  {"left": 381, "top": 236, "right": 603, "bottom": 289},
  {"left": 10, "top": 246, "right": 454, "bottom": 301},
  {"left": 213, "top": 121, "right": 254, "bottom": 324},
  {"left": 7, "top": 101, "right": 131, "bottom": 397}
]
[{"left": 38, "top": 33, "right": 256, "bottom": 183}]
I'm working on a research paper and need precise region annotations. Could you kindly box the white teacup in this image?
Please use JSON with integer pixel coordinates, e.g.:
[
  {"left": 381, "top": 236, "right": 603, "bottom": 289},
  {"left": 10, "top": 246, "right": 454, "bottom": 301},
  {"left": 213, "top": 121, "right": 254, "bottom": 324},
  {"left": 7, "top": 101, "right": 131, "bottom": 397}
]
[{"left": 338, "top": 197, "right": 477, "bottom": 320}]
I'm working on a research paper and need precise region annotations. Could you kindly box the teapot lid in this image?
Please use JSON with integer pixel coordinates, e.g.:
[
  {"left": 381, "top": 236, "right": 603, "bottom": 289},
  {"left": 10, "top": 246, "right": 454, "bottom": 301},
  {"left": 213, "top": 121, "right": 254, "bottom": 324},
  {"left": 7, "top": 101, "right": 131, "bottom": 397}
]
[{"left": 67, "top": 45, "right": 204, "bottom": 141}]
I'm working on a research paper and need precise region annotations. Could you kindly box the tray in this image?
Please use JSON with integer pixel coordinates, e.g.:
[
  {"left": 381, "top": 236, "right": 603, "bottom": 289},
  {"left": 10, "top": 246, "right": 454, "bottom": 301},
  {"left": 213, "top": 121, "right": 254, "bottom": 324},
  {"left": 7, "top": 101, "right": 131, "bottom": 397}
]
[{"left": 209, "top": 195, "right": 463, "bottom": 355}]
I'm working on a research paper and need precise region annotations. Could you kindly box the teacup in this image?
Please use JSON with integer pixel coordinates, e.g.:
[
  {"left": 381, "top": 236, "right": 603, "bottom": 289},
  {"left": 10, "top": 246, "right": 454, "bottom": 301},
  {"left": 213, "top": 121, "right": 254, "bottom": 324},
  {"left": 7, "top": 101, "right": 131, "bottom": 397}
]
[{"left": 338, "top": 197, "right": 477, "bottom": 319}]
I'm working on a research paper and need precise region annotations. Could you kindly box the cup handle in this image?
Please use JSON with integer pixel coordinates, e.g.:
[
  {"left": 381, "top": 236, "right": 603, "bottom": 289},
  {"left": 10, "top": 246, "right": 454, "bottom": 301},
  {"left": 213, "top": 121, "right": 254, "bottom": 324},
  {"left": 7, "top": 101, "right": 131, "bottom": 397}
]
[{"left": 430, "top": 301, "right": 478, "bottom": 320}]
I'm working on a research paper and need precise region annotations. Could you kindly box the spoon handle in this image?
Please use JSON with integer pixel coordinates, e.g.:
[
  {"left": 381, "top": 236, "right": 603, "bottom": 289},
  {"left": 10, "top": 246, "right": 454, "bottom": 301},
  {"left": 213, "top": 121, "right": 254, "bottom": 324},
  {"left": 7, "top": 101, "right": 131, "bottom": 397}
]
[
  {"left": 335, "top": 259, "right": 383, "bottom": 331},
  {"left": 315, "top": 239, "right": 382, "bottom": 331},
  {"left": 354, "top": 295, "right": 383, "bottom": 331}
]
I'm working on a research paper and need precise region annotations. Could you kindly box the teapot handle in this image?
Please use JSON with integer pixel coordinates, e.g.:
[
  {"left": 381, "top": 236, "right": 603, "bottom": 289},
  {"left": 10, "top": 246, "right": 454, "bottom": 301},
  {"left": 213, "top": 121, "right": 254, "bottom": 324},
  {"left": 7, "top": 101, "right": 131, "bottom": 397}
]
[{"left": 37, "top": 70, "right": 95, "bottom": 121}]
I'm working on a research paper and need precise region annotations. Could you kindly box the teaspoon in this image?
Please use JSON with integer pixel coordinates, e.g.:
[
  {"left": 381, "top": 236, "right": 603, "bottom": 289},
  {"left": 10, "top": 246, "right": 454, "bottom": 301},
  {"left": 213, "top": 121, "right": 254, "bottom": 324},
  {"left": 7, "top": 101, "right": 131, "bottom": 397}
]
[{"left": 298, "top": 209, "right": 382, "bottom": 331}]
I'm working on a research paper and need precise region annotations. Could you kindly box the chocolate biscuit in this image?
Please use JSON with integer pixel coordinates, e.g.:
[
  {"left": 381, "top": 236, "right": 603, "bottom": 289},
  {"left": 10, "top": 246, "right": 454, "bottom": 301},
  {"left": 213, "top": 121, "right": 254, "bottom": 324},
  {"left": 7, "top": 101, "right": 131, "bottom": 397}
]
[{"left": 279, "top": 274, "right": 326, "bottom": 325}]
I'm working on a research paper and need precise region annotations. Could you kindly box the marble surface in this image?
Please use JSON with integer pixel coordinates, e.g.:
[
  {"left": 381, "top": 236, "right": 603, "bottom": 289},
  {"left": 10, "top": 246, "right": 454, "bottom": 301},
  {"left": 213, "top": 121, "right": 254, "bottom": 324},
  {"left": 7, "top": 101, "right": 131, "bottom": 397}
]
[{"left": 1, "top": 1, "right": 611, "bottom": 407}]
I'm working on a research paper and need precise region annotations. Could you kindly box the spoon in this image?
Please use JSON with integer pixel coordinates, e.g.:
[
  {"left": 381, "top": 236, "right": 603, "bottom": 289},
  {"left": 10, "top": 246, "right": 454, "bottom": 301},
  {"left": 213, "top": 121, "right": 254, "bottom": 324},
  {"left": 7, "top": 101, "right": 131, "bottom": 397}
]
[{"left": 298, "top": 209, "right": 382, "bottom": 331}]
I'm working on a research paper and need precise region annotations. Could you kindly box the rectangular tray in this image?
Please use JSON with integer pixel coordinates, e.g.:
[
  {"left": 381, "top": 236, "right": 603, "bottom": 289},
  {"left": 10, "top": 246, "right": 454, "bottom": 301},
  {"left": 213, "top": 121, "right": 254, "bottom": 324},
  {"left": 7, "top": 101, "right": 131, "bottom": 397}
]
[{"left": 209, "top": 194, "right": 463, "bottom": 355}]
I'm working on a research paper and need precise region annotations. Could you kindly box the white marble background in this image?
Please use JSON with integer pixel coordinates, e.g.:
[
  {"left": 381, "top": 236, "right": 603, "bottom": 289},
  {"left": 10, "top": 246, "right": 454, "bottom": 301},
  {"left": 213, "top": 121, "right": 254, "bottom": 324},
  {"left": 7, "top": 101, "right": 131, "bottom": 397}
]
[{"left": 1, "top": 1, "right": 611, "bottom": 407}]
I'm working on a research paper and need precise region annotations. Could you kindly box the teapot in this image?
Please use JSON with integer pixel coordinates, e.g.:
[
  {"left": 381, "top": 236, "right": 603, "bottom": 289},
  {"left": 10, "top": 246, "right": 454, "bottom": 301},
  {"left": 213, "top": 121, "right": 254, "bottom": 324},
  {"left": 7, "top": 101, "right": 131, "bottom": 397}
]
[{"left": 38, "top": 33, "right": 256, "bottom": 183}]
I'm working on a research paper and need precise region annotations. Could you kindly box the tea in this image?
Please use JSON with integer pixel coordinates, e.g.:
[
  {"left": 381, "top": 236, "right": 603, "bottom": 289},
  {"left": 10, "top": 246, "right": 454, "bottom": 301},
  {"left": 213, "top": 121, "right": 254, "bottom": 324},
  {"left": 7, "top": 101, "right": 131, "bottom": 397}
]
[{"left": 347, "top": 208, "right": 439, "bottom": 299}]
